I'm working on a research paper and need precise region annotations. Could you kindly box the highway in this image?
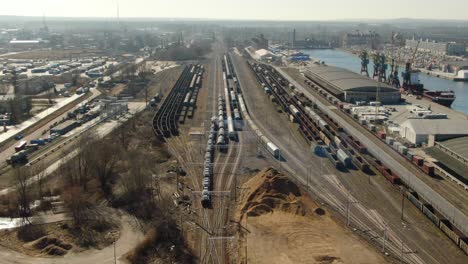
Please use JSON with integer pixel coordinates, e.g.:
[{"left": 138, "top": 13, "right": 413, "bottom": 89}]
[{"left": 230, "top": 53, "right": 468, "bottom": 264}]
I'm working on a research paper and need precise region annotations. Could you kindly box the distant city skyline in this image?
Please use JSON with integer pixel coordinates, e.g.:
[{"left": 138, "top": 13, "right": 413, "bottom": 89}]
[{"left": 1, "top": 0, "right": 467, "bottom": 21}]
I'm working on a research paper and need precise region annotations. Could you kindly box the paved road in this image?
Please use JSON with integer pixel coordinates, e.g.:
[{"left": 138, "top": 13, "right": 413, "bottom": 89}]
[
  {"left": 0, "top": 88, "right": 101, "bottom": 164},
  {"left": 0, "top": 103, "right": 145, "bottom": 196}
]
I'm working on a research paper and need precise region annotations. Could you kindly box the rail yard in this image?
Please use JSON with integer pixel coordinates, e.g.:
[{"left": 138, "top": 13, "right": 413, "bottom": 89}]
[
  {"left": 140, "top": 38, "right": 467, "bottom": 263},
  {"left": 0, "top": 11, "right": 467, "bottom": 264}
]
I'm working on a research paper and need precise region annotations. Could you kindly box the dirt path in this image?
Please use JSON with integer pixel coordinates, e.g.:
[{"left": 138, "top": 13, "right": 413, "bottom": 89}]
[{"left": 0, "top": 215, "right": 143, "bottom": 264}]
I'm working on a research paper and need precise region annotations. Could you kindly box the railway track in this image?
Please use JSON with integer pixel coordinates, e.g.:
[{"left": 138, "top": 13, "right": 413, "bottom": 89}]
[
  {"left": 243, "top": 61, "right": 433, "bottom": 263},
  {"left": 153, "top": 65, "right": 193, "bottom": 138},
  {"left": 274, "top": 66, "right": 468, "bottom": 258}
]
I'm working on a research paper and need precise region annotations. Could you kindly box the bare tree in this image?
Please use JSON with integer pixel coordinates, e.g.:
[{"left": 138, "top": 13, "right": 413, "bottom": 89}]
[
  {"left": 12, "top": 167, "right": 32, "bottom": 224},
  {"left": 75, "top": 131, "right": 97, "bottom": 190},
  {"left": 63, "top": 185, "right": 90, "bottom": 227},
  {"left": 117, "top": 122, "right": 131, "bottom": 150},
  {"left": 32, "top": 161, "right": 48, "bottom": 200},
  {"left": 88, "top": 139, "right": 122, "bottom": 195}
]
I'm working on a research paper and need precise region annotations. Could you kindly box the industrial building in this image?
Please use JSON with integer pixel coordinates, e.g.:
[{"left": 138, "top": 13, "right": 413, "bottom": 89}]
[
  {"left": 8, "top": 39, "right": 46, "bottom": 49},
  {"left": 435, "top": 136, "right": 468, "bottom": 167},
  {"left": 399, "top": 119, "right": 468, "bottom": 145},
  {"left": 443, "top": 60, "right": 468, "bottom": 80},
  {"left": 406, "top": 38, "right": 466, "bottom": 56},
  {"left": 304, "top": 65, "right": 401, "bottom": 104},
  {"left": 253, "top": 49, "right": 280, "bottom": 62},
  {"left": 251, "top": 34, "right": 268, "bottom": 50},
  {"left": 342, "top": 30, "right": 380, "bottom": 48}
]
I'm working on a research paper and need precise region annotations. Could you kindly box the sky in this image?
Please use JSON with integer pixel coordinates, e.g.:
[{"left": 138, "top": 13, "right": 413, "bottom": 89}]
[{"left": 1, "top": 0, "right": 467, "bottom": 21}]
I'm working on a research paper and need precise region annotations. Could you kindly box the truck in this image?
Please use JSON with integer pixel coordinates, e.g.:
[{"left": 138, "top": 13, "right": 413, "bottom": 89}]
[
  {"left": 7, "top": 150, "right": 28, "bottom": 165},
  {"left": 15, "top": 141, "right": 28, "bottom": 152},
  {"left": 30, "top": 139, "right": 45, "bottom": 146}
]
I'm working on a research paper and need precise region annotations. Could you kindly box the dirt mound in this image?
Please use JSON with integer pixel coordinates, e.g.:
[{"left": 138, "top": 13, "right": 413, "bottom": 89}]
[
  {"left": 239, "top": 168, "right": 307, "bottom": 218},
  {"left": 41, "top": 244, "right": 67, "bottom": 256},
  {"left": 315, "top": 255, "right": 342, "bottom": 263},
  {"left": 24, "top": 236, "right": 72, "bottom": 255}
]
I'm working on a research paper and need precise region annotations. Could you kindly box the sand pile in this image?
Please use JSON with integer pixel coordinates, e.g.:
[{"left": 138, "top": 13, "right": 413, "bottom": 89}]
[{"left": 239, "top": 168, "right": 307, "bottom": 218}]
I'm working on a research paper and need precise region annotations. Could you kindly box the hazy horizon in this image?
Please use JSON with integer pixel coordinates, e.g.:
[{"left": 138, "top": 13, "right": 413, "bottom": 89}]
[{"left": 1, "top": 0, "right": 467, "bottom": 21}]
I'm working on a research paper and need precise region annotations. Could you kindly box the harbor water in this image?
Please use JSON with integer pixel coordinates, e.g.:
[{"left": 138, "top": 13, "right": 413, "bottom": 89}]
[{"left": 301, "top": 49, "right": 468, "bottom": 114}]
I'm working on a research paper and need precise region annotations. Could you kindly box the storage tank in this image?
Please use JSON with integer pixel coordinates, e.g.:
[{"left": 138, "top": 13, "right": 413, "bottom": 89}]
[{"left": 216, "top": 135, "right": 225, "bottom": 145}]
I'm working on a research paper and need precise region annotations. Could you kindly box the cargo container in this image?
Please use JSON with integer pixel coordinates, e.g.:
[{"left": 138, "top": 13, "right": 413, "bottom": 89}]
[
  {"left": 377, "top": 131, "right": 386, "bottom": 140},
  {"left": 422, "top": 163, "right": 435, "bottom": 176},
  {"left": 398, "top": 145, "right": 408, "bottom": 155},
  {"left": 393, "top": 142, "right": 402, "bottom": 151},
  {"left": 386, "top": 137, "right": 395, "bottom": 145},
  {"left": 412, "top": 156, "right": 424, "bottom": 166},
  {"left": 406, "top": 151, "right": 415, "bottom": 161}
]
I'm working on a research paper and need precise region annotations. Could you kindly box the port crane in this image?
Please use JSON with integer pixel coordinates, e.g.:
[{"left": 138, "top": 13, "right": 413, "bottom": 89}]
[
  {"left": 372, "top": 52, "right": 387, "bottom": 82},
  {"left": 388, "top": 32, "right": 401, "bottom": 88},
  {"left": 360, "top": 50, "right": 369, "bottom": 77},
  {"left": 402, "top": 39, "right": 421, "bottom": 93}
]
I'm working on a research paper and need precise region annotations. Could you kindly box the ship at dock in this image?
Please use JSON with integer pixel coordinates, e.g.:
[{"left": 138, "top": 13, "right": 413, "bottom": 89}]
[
  {"left": 359, "top": 48, "right": 456, "bottom": 108},
  {"left": 401, "top": 65, "right": 456, "bottom": 108}
]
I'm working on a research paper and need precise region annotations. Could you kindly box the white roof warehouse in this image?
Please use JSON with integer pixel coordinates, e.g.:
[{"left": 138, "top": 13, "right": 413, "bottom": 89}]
[{"left": 399, "top": 119, "right": 468, "bottom": 145}]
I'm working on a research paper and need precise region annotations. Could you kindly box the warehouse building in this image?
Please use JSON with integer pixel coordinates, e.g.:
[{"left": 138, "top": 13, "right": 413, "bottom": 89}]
[
  {"left": 399, "top": 119, "right": 468, "bottom": 145},
  {"left": 435, "top": 136, "right": 468, "bottom": 167},
  {"left": 253, "top": 49, "right": 280, "bottom": 62},
  {"left": 304, "top": 65, "right": 401, "bottom": 104}
]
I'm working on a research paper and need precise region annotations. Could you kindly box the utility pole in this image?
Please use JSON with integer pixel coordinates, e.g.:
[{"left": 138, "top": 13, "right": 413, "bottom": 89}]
[
  {"left": 346, "top": 191, "right": 359, "bottom": 226},
  {"left": 400, "top": 186, "right": 405, "bottom": 221},
  {"left": 400, "top": 239, "right": 404, "bottom": 263},
  {"left": 382, "top": 224, "right": 388, "bottom": 253}
]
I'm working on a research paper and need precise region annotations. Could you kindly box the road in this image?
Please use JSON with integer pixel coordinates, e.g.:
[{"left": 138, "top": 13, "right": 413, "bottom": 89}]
[
  {"left": 230, "top": 53, "right": 468, "bottom": 264},
  {"left": 0, "top": 88, "right": 100, "bottom": 165},
  {"left": 0, "top": 102, "right": 146, "bottom": 196}
]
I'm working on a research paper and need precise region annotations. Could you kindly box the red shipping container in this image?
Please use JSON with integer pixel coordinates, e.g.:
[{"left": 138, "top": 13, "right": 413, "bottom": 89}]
[
  {"left": 423, "top": 163, "right": 435, "bottom": 176},
  {"left": 412, "top": 156, "right": 424, "bottom": 166},
  {"left": 377, "top": 131, "right": 386, "bottom": 140}
]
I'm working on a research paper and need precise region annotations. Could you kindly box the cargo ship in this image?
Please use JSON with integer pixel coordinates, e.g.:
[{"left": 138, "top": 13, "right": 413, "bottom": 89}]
[{"left": 402, "top": 66, "right": 455, "bottom": 108}]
